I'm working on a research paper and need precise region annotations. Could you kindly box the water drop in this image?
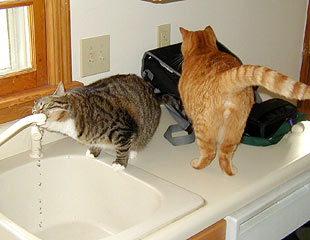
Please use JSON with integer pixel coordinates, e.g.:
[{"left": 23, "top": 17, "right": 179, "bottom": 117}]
[{"left": 37, "top": 159, "right": 43, "bottom": 230}]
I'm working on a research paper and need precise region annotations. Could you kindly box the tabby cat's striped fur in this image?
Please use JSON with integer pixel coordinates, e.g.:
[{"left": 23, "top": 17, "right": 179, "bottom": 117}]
[
  {"left": 179, "top": 26, "right": 310, "bottom": 176},
  {"left": 33, "top": 74, "right": 161, "bottom": 169}
]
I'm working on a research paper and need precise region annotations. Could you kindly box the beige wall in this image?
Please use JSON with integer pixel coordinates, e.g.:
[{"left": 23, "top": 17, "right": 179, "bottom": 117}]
[{"left": 0, "top": 0, "right": 308, "bottom": 159}]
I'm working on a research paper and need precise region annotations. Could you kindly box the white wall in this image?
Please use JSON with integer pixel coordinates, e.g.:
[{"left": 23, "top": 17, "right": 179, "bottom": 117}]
[
  {"left": 0, "top": 0, "right": 308, "bottom": 159},
  {"left": 71, "top": 0, "right": 307, "bottom": 84}
]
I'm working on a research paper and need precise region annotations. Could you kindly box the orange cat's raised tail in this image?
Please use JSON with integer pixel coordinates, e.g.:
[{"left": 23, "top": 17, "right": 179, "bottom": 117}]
[
  {"left": 219, "top": 65, "right": 310, "bottom": 100},
  {"left": 179, "top": 26, "right": 310, "bottom": 176}
]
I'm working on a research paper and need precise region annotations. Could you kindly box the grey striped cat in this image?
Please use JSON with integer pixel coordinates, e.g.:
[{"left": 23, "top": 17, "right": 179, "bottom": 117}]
[{"left": 33, "top": 74, "right": 162, "bottom": 170}]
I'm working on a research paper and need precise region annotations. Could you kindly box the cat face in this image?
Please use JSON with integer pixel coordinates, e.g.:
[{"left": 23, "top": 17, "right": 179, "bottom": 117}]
[
  {"left": 32, "top": 82, "right": 68, "bottom": 116},
  {"left": 180, "top": 26, "right": 217, "bottom": 58},
  {"left": 32, "top": 96, "right": 63, "bottom": 114}
]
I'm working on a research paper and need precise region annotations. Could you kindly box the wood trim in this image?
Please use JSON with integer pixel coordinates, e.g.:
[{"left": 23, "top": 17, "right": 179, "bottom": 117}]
[
  {"left": 0, "top": 0, "right": 47, "bottom": 95},
  {"left": 0, "top": 1, "right": 33, "bottom": 9},
  {"left": 32, "top": 0, "right": 48, "bottom": 86},
  {"left": 0, "top": 81, "right": 82, "bottom": 123},
  {"left": 188, "top": 220, "right": 226, "bottom": 240},
  {"left": 0, "top": 81, "right": 82, "bottom": 109},
  {"left": 0, "top": 0, "right": 83, "bottom": 124},
  {"left": 0, "top": 69, "right": 37, "bottom": 95},
  {"left": 297, "top": 1, "right": 310, "bottom": 119},
  {"left": 45, "top": 0, "right": 72, "bottom": 85}
]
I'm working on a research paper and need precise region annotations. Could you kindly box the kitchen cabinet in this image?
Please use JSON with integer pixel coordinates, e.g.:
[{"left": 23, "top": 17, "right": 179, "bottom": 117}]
[{"left": 189, "top": 220, "right": 226, "bottom": 240}]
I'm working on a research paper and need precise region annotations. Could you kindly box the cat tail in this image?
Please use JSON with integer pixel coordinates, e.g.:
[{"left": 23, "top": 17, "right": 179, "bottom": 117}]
[{"left": 219, "top": 65, "right": 310, "bottom": 100}]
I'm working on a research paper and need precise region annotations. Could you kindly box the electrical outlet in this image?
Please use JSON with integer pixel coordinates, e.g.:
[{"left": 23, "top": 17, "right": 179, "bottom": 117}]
[
  {"left": 80, "top": 35, "right": 110, "bottom": 77},
  {"left": 157, "top": 24, "right": 171, "bottom": 48}
]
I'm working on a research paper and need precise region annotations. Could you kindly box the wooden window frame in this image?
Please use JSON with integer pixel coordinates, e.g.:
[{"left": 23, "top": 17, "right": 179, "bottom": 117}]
[
  {"left": 0, "top": 0, "right": 82, "bottom": 124},
  {"left": 0, "top": 0, "right": 47, "bottom": 96}
]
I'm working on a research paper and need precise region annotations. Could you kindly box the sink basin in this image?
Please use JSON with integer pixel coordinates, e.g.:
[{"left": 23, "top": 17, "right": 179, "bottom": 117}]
[{"left": 0, "top": 138, "right": 204, "bottom": 240}]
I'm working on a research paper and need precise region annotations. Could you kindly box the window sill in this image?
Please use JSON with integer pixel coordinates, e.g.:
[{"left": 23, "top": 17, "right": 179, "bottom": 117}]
[{"left": 0, "top": 81, "right": 83, "bottom": 124}]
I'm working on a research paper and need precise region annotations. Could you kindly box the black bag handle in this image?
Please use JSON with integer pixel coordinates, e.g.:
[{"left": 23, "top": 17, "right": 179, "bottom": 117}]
[{"left": 164, "top": 104, "right": 195, "bottom": 146}]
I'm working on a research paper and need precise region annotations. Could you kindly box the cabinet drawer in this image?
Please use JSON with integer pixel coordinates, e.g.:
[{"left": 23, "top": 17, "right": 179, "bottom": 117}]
[{"left": 225, "top": 172, "right": 310, "bottom": 240}]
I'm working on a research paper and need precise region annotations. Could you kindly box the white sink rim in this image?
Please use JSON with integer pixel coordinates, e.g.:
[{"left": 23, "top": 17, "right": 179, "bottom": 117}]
[{"left": 0, "top": 139, "right": 205, "bottom": 240}]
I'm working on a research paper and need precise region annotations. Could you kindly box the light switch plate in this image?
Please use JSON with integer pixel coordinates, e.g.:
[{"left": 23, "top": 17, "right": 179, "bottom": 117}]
[
  {"left": 157, "top": 24, "right": 171, "bottom": 48},
  {"left": 80, "top": 35, "right": 110, "bottom": 77}
]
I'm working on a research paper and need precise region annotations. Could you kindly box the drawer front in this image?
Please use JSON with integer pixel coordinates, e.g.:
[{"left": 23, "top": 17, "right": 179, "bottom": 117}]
[
  {"left": 239, "top": 184, "right": 310, "bottom": 240},
  {"left": 226, "top": 177, "right": 310, "bottom": 240}
]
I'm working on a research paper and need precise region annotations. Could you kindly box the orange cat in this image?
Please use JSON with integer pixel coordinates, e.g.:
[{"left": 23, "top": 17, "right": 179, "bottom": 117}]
[{"left": 179, "top": 26, "right": 310, "bottom": 176}]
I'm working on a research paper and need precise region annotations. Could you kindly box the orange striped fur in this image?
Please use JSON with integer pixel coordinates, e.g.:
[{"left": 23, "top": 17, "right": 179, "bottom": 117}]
[{"left": 179, "top": 26, "right": 310, "bottom": 176}]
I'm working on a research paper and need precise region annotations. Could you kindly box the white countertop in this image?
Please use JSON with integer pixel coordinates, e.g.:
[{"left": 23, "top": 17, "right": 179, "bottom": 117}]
[
  {"left": 129, "top": 107, "right": 310, "bottom": 240},
  {"left": 4, "top": 107, "right": 309, "bottom": 240}
]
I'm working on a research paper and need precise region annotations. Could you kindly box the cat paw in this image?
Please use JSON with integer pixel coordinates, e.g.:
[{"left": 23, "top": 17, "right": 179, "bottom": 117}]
[
  {"left": 111, "top": 163, "right": 125, "bottom": 172},
  {"left": 191, "top": 158, "right": 203, "bottom": 169},
  {"left": 228, "top": 165, "right": 238, "bottom": 176},
  {"left": 191, "top": 157, "right": 209, "bottom": 169},
  {"left": 86, "top": 149, "right": 96, "bottom": 159},
  {"left": 129, "top": 151, "right": 137, "bottom": 160},
  {"left": 220, "top": 164, "right": 238, "bottom": 176}
]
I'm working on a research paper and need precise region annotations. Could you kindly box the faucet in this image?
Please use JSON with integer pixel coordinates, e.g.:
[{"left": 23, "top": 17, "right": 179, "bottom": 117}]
[
  {"left": 29, "top": 125, "right": 44, "bottom": 158},
  {"left": 0, "top": 114, "right": 46, "bottom": 158}
]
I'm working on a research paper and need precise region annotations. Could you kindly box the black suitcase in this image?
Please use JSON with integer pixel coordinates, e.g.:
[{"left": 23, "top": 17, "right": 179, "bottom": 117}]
[{"left": 141, "top": 42, "right": 247, "bottom": 146}]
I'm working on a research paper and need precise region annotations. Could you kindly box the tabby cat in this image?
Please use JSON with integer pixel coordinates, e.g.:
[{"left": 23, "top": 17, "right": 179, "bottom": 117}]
[
  {"left": 179, "top": 26, "right": 310, "bottom": 176},
  {"left": 33, "top": 74, "right": 162, "bottom": 170}
]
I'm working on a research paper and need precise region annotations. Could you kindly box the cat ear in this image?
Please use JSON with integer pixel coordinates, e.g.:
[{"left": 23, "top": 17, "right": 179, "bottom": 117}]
[
  {"left": 179, "top": 27, "right": 188, "bottom": 38},
  {"left": 204, "top": 26, "right": 216, "bottom": 36},
  {"left": 204, "top": 26, "right": 217, "bottom": 45},
  {"left": 204, "top": 25, "right": 213, "bottom": 31},
  {"left": 53, "top": 81, "right": 65, "bottom": 96}
]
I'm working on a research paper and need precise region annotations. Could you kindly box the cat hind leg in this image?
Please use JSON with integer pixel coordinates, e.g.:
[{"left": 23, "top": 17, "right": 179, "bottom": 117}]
[
  {"left": 111, "top": 135, "right": 134, "bottom": 171},
  {"left": 218, "top": 112, "right": 245, "bottom": 176},
  {"left": 111, "top": 162, "right": 125, "bottom": 171},
  {"left": 112, "top": 150, "right": 136, "bottom": 172},
  {"left": 191, "top": 135, "right": 217, "bottom": 170},
  {"left": 218, "top": 143, "right": 238, "bottom": 176}
]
